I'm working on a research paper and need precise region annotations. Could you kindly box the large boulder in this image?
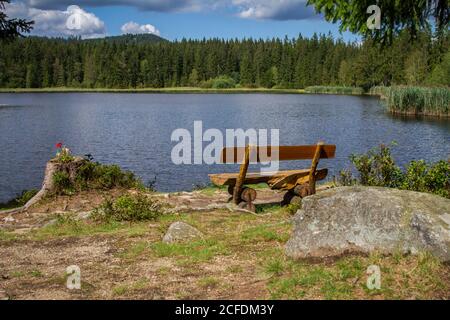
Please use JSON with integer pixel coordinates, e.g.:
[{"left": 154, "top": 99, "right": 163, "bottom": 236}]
[
  {"left": 285, "top": 186, "right": 450, "bottom": 262},
  {"left": 162, "top": 221, "right": 203, "bottom": 243}
]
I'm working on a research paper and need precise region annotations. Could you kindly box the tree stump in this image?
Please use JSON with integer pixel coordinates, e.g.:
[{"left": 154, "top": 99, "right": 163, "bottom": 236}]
[{"left": 4, "top": 156, "right": 86, "bottom": 214}]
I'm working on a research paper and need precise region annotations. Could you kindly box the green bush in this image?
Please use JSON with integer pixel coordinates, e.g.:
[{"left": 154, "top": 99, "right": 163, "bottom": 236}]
[
  {"left": 53, "top": 172, "right": 73, "bottom": 194},
  {"left": 211, "top": 75, "right": 236, "bottom": 89},
  {"left": 52, "top": 161, "right": 142, "bottom": 195},
  {"left": 402, "top": 160, "right": 450, "bottom": 198},
  {"left": 340, "top": 144, "right": 450, "bottom": 198},
  {"left": 348, "top": 144, "right": 404, "bottom": 188},
  {"left": 92, "top": 164, "right": 138, "bottom": 189},
  {"left": 92, "top": 194, "right": 166, "bottom": 222},
  {"left": 75, "top": 162, "right": 140, "bottom": 190},
  {"left": 199, "top": 76, "right": 237, "bottom": 89}
]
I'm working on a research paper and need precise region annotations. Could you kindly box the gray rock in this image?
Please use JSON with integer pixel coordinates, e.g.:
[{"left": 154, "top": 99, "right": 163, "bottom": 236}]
[
  {"left": 162, "top": 221, "right": 203, "bottom": 243},
  {"left": 285, "top": 186, "right": 450, "bottom": 262}
]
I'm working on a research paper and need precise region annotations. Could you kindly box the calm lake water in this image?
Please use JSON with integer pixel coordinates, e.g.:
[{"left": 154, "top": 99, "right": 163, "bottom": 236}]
[{"left": 0, "top": 93, "right": 449, "bottom": 202}]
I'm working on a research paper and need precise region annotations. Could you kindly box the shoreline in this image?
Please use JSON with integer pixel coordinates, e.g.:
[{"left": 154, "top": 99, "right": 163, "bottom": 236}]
[
  {"left": 0, "top": 87, "right": 373, "bottom": 95},
  {"left": 0, "top": 87, "right": 308, "bottom": 94}
]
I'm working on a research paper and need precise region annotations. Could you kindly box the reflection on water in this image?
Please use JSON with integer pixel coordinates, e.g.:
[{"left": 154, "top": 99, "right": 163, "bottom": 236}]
[{"left": 0, "top": 93, "right": 449, "bottom": 202}]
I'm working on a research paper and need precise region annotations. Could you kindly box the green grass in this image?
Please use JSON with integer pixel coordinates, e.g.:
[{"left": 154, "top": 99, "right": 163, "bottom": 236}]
[
  {"left": 265, "top": 251, "right": 448, "bottom": 300},
  {"left": 112, "top": 278, "right": 149, "bottom": 296},
  {"left": 150, "top": 239, "right": 229, "bottom": 265},
  {"left": 305, "top": 86, "right": 364, "bottom": 95},
  {"left": 119, "top": 241, "right": 150, "bottom": 261},
  {"left": 385, "top": 86, "right": 450, "bottom": 117},
  {"left": 198, "top": 276, "right": 221, "bottom": 288},
  {"left": 264, "top": 258, "right": 286, "bottom": 276},
  {"left": 30, "top": 270, "right": 44, "bottom": 278},
  {"left": 241, "top": 223, "right": 290, "bottom": 244},
  {"left": 29, "top": 213, "right": 151, "bottom": 240}
]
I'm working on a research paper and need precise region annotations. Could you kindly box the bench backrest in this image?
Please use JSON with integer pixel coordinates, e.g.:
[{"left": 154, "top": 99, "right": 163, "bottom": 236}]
[{"left": 220, "top": 144, "right": 336, "bottom": 164}]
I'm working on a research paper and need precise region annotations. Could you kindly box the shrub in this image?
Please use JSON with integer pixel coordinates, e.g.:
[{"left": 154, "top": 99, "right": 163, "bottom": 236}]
[
  {"left": 403, "top": 160, "right": 450, "bottom": 198},
  {"left": 53, "top": 172, "right": 73, "bottom": 194},
  {"left": 199, "top": 76, "right": 237, "bottom": 89},
  {"left": 52, "top": 160, "right": 142, "bottom": 195},
  {"left": 348, "top": 144, "right": 403, "bottom": 188},
  {"left": 75, "top": 162, "right": 140, "bottom": 190},
  {"left": 211, "top": 75, "right": 236, "bottom": 89},
  {"left": 92, "top": 164, "right": 138, "bottom": 189},
  {"left": 92, "top": 194, "right": 166, "bottom": 222},
  {"left": 340, "top": 144, "right": 450, "bottom": 198}
]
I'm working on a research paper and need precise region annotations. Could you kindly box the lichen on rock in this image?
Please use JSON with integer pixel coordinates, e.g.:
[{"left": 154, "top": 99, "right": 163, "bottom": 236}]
[{"left": 285, "top": 186, "right": 450, "bottom": 262}]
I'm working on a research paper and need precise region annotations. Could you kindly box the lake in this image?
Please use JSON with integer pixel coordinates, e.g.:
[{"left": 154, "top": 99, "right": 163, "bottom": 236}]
[{"left": 0, "top": 93, "right": 449, "bottom": 202}]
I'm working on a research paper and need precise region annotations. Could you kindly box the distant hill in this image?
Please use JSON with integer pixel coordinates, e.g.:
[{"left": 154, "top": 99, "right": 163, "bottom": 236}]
[
  {"left": 86, "top": 34, "right": 167, "bottom": 44},
  {"left": 24, "top": 33, "right": 167, "bottom": 44}
]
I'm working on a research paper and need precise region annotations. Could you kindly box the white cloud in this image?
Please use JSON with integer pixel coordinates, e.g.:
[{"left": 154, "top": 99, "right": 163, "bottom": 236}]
[
  {"left": 5, "top": 3, "right": 106, "bottom": 38},
  {"left": 232, "top": 0, "right": 317, "bottom": 20},
  {"left": 121, "top": 21, "right": 161, "bottom": 36}
]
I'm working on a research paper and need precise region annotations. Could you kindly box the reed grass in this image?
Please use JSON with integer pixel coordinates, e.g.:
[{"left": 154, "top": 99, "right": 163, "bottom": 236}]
[
  {"left": 369, "top": 86, "right": 391, "bottom": 99},
  {"left": 384, "top": 86, "right": 450, "bottom": 117},
  {"left": 305, "top": 86, "right": 364, "bottom": 95}
]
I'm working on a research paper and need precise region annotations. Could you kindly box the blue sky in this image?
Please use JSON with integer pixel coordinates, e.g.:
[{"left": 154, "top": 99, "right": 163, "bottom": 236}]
[
  {"left": 89, "top": 6, "right": 357, "bottom": 41},
  {"left": 5, "top": 0, "right": 359, "bottom": 41}
]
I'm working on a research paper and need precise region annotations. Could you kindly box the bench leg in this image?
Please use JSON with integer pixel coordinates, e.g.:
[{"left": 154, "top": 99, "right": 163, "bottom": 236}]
[
  {"left": 230, "top": 186, "right": 257, "bottom": 212},
  {"left": 308, "top": 141, "right": 324, "bottom": 195},
  {"left": 227, "top": 184, "right": 235, "bottom": 203},
  {"left": 233, "top": 145, "right": 250, "bottom": 205},
  {"left": 282, "top": 184, "right": 312, "bottom": 206},
  {"left": 239, "top": 187, "right": 257, "bottom": 212}
]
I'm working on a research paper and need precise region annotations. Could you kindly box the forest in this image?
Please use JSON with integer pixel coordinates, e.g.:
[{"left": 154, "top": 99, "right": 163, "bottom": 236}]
[{"left": 0, "top": 31, "right": 449, "bottom": 90}]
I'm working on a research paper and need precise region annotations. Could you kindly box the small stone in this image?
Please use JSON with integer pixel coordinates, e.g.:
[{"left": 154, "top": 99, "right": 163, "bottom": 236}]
[{"left": 162, "top": 221, "right": 203, "bottom": 243}]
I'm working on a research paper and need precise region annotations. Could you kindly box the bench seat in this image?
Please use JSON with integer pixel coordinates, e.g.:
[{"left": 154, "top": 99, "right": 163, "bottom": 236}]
[{"left": 209, "top": 168, "right": 328, "bottom": 191}]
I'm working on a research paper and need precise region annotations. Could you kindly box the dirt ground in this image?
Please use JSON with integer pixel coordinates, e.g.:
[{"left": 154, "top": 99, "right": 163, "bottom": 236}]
[{"left": 0, "top": 188, "right": 449, "bottom": 300}]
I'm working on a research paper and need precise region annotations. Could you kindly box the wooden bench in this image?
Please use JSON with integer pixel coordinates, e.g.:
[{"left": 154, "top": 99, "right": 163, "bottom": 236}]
[{"left": 209, "top": 142, "right": 336, "bottom": 212}]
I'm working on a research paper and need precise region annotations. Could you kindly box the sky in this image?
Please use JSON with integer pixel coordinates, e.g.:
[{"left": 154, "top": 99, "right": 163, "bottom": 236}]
[{"left": 5, "top": 0, "right": 359, "bottom": 41}]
